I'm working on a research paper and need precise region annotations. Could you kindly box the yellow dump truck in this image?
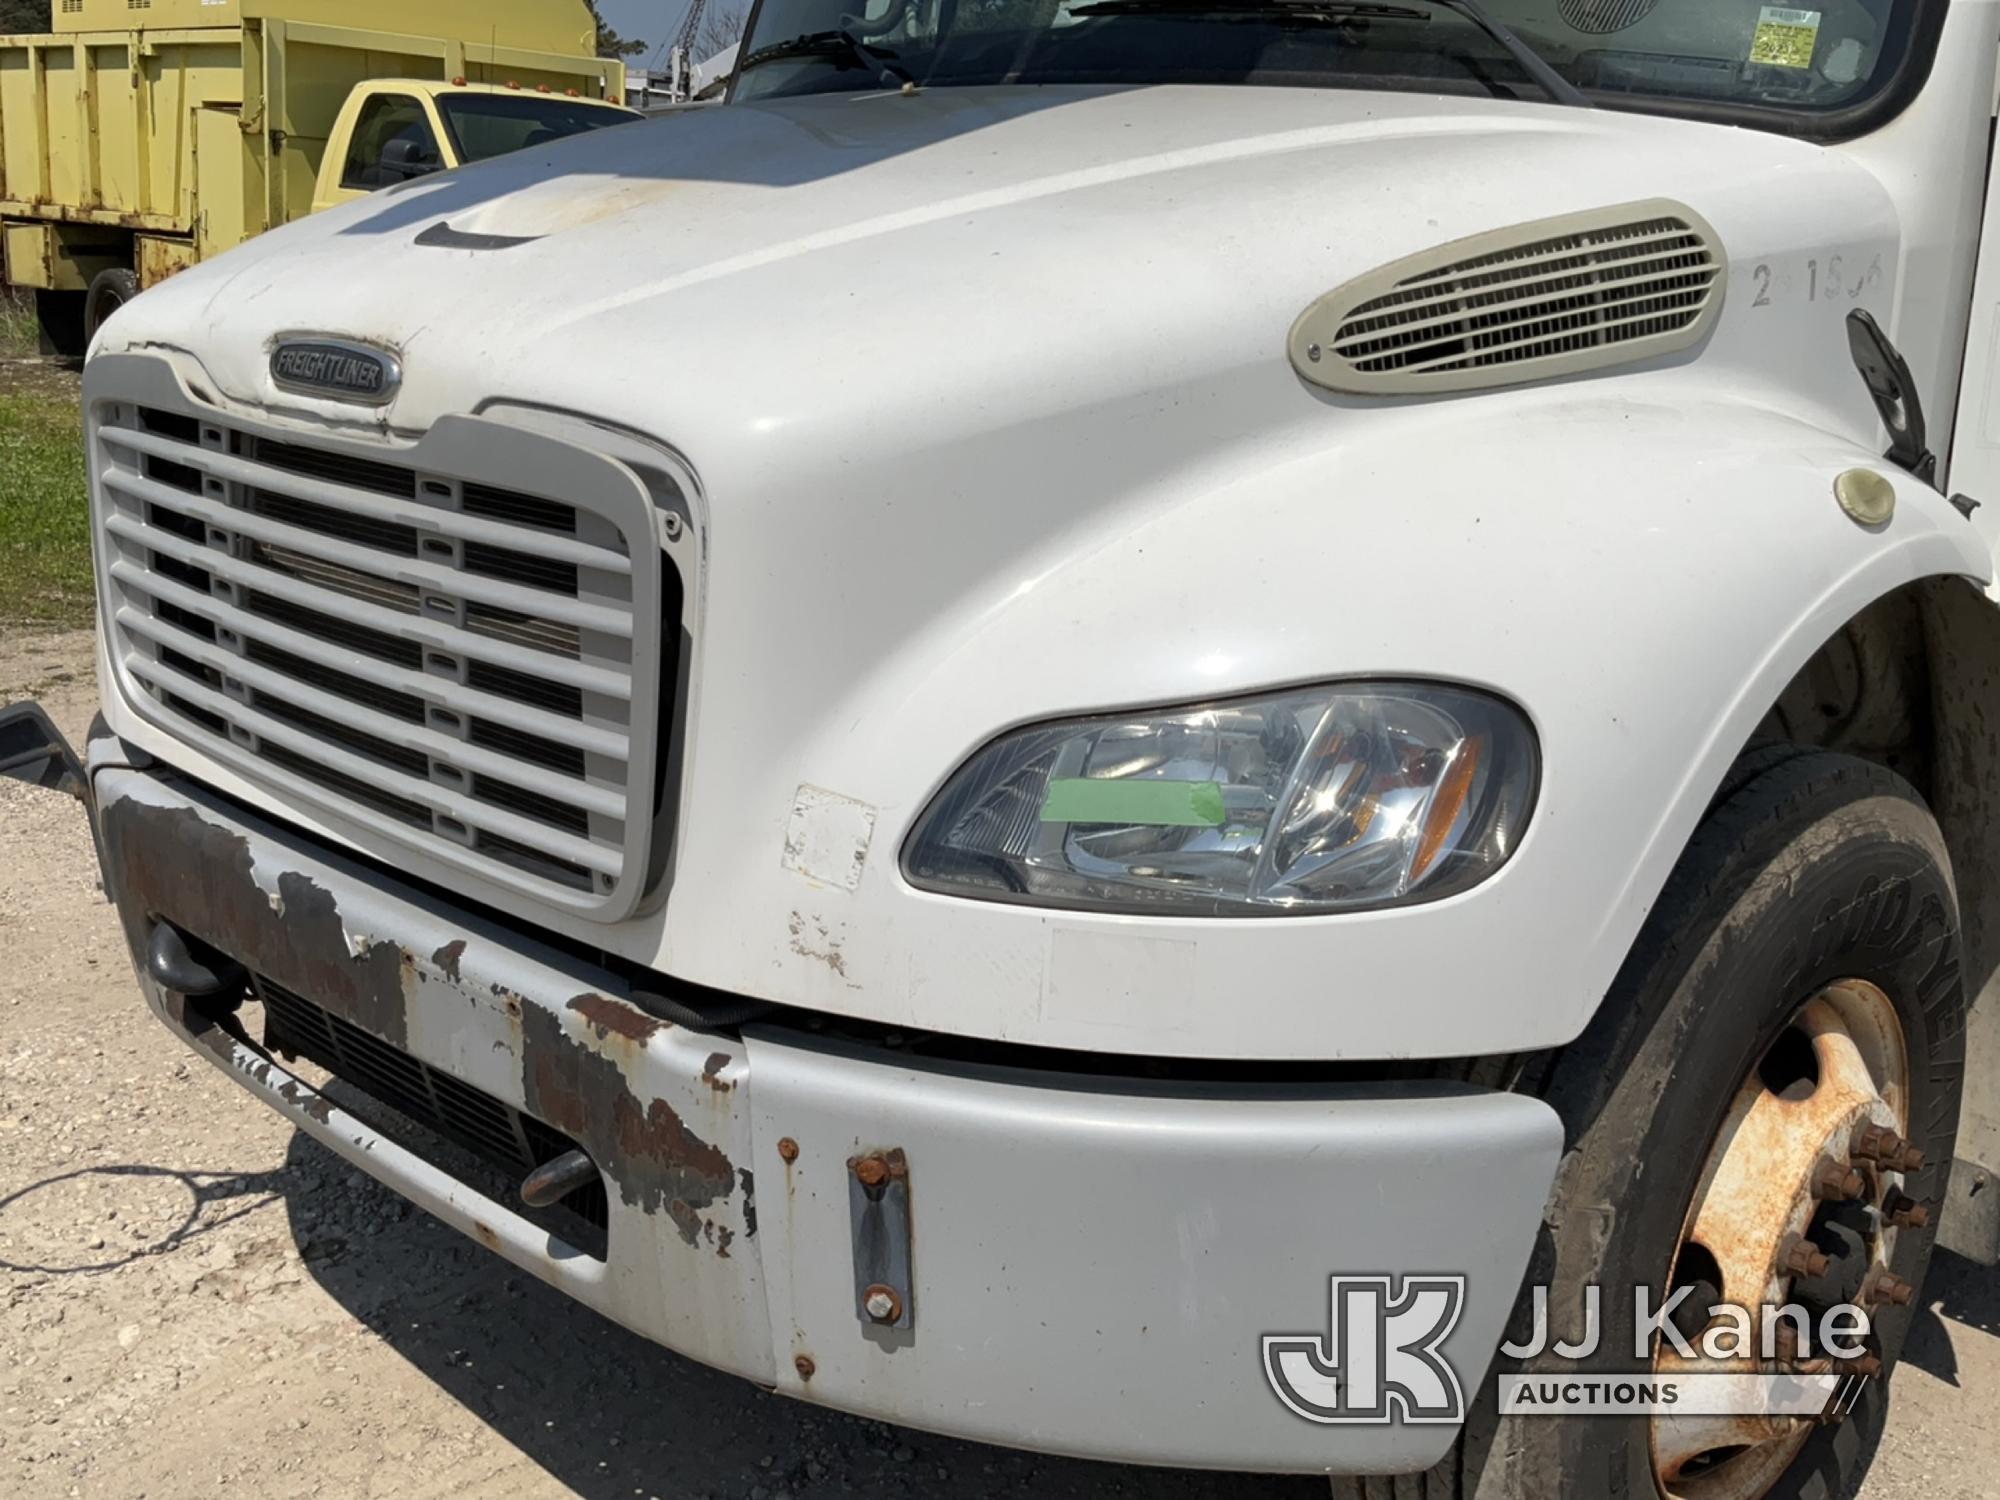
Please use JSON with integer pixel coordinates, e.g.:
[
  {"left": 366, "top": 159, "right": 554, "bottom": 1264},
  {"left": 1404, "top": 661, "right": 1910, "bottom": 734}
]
[{"left": 1, "top": 0, "right": 628, "bottom": 353}]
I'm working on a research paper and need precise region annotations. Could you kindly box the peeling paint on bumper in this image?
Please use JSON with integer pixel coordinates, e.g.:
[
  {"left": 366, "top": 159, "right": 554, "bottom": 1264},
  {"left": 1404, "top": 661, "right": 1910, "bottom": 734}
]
[{"left": 92, "top": 758, "right": 1562, "bottom": 1475}]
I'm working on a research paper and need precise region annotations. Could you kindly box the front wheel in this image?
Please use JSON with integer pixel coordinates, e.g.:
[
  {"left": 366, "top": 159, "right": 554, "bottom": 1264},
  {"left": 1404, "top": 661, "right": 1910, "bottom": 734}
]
[{"left": 1350, "top": 750, "right": 1967, "bottom": 1500}]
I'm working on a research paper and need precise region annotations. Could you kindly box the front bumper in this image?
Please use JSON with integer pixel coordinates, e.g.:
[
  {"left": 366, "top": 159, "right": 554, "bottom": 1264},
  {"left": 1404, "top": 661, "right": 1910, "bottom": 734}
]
[{"left": 88, "top": 746, "right": 1561, "bottom": 1475}]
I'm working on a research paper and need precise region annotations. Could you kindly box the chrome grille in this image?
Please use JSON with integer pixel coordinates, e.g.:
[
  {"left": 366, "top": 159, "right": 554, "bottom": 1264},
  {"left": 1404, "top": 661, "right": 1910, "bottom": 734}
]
[{"left": 93, "top": 380, "right": 673, "bottom": 919}]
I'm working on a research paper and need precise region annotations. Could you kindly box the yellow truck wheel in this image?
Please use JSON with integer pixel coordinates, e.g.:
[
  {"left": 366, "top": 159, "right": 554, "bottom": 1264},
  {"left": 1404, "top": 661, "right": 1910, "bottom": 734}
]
[{"left": 84, "top": 269, "right": 141, "bottom": 346}]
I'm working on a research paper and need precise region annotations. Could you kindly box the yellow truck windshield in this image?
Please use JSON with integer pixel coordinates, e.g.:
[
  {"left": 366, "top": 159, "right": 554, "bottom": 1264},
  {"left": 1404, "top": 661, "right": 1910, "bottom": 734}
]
[{"left": 436, "top": 94, "right": 639, "bottom": 164}]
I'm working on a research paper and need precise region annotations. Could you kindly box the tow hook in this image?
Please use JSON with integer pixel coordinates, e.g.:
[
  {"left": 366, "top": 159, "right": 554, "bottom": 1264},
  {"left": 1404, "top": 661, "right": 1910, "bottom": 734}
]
[
  {"left": 146, "top": 920, "right": 243, "bottom": 1000},
  {"left": 520, "top": 1149, "right": 600, "bottom": 1208}
]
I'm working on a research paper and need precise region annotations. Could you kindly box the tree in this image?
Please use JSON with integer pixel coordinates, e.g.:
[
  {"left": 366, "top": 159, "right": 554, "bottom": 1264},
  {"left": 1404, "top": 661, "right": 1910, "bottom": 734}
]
[
  {"left": 696, "top": 1, "right": 749, "bottom": 57},
  {"left": 0, "top": 0, "right": 51, "bottom": 34},
  {"left": 587, "top": 1, "right": 648, "bottom": 58}
]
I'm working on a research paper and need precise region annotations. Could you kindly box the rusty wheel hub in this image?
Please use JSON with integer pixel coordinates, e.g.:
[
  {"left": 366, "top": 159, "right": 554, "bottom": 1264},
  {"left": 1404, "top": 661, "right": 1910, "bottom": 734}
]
[{"left": 1651, "top": 981, "right": 1919, "bottom": 1499}]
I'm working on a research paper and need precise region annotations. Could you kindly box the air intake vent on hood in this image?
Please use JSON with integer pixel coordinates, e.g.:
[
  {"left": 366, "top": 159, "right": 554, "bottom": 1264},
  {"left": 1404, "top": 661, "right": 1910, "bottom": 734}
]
[{"left": 1289, "top": 200, "right": 1725, "bottom": 395}]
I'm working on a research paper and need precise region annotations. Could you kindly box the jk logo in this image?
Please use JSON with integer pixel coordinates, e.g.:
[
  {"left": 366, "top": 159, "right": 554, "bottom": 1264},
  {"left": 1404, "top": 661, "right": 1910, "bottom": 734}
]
[{"left": 1263, "top": 1275, "right": 1468, "bottom": 1424}]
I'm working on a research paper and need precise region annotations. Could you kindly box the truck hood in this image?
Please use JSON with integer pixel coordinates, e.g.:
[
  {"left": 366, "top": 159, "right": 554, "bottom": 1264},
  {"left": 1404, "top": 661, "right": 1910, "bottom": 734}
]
[
  {"left": 100, "top": 84, "right": 1906, "bottom": 1044},
  {"left": 115, "top": 82, "right": 1877, "bottom": 438}
]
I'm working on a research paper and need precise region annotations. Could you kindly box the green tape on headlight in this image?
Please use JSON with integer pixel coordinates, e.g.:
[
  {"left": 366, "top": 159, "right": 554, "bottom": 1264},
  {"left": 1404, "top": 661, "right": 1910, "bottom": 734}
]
[{"left": 1039, "top": 778, "right": 1226, "bottom": 828}]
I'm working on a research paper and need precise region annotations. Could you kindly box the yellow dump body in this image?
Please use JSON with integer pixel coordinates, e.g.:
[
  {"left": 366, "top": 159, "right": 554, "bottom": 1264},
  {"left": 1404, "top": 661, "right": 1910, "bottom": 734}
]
[{"left": 0, "top": 0, "right": 620, "bottom": 293}]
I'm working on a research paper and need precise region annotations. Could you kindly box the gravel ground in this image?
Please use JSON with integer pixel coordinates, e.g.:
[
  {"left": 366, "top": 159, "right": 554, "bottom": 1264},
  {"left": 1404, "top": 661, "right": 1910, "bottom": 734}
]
[{"left": 2, "top": 627, "right": 1996, "bottom": 1499}]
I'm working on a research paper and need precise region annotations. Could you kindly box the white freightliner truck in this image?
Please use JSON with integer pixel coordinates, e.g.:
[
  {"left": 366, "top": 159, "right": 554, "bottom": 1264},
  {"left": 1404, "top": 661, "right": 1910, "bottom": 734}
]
[{"left": 7, "top": 0, "right": 2000, "bottom": 1493}]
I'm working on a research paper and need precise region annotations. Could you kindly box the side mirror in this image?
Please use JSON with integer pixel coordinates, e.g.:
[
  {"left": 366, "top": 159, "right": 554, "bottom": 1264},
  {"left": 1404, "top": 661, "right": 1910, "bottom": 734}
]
[
  {"left": 380, "top": 136, "right": 442, "bottom": 181},
  {"left": 0, "top": 702, "right": 85, "bottom": 799}
]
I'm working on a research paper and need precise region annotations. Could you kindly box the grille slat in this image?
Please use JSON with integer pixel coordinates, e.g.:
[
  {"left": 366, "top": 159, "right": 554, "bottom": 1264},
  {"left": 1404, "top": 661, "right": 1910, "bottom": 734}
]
[
  {"left": 251, "top": 437, "right": 419, "bottom": 498},
  {"left": 462, "top": 481, "right": 577, "bottom": 534},
  {"left": 252, "top": 541, "right": 423, "bottom": 615},
  {"left": 259, "top": 978, "right": 609, "bottom": 1256},
  {"left": 250, "top": 488, "right": 421, "bottom": 556},
  {"left": 101, "top": 399, "right": 666, "bottom": 911}
]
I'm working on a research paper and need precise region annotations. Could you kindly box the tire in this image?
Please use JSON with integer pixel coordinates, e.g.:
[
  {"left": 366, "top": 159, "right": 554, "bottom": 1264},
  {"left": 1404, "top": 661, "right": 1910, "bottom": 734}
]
[
  {"left": 83, "top": 266, "right": 140, "bottom": 344},
  {"left": 1340, "top": 750, "right": 1966, "bottom": 1500},
  {"left": 33, "top": 289, "right": 87, "bottom": 359}
]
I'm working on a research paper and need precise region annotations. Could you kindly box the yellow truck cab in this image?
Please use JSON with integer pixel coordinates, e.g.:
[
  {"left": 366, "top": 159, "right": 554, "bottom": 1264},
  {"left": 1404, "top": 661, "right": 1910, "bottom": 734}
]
[
  {"left": 0, "top": 0, "right": 630, "bottom": 354},
  {"left": 312, "top": 80, "right": 634, "bottom": 212}
]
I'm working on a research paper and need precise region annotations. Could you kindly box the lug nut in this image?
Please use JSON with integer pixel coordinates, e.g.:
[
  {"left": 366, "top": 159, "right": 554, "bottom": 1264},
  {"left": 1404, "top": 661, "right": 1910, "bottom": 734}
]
[
  {"left": 1864, "top": 1268, "right": 1915, "bottom": 1306},
  {"left": 861, "top": 1283, "right": 903, "bottom": 1324},
  {"left": 1812, "top": 1156, "right": 1866, "bottom": 1201},
  {"left": 1853, "top": 1123, "right": 1905, "bottom": 1163},
  {"left": 1898, "top": 1144, "right": 1927, "bottom": 1173},
  {"left": 1886, "top": 1192, "right": 1931, "bottom": 1230},
  {"left": 1782, "top": 1237, "right": 1831, "bottom": 1278}
]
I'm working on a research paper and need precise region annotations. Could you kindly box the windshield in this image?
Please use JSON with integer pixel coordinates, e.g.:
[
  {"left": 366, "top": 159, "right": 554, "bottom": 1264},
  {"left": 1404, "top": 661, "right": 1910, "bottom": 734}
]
[
  {"left": 436, "top": 94, "right": 638, "bottom": 165},
  {"left": 732, "top": 0, "right": 1936, "bottom": 138}
]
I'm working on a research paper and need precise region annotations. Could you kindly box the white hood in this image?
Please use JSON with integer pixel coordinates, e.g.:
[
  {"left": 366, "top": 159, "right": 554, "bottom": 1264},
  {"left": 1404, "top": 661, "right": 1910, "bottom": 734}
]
[{"left": 112, "top": 83, "right": 1876, "bottom": 446}]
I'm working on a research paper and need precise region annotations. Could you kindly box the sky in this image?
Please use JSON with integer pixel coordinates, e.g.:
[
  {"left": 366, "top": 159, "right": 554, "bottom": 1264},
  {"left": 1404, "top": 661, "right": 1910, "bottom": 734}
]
[{"left": 596, "top": 0, "right": 720, "bottom": 66}]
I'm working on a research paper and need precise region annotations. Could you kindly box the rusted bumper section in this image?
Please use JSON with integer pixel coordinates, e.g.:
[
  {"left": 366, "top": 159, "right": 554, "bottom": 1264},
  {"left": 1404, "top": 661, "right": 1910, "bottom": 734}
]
[
  {"left": 95, "top": 761, "right": 772, "bottom": 1382},
  {"left": 90, "top": 752, "right": 1564, "bottom": 1475}
]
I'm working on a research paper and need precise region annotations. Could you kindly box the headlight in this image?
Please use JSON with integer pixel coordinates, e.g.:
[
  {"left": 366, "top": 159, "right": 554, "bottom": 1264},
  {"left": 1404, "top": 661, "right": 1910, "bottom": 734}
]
[{"left": 903, "top": 683, "right": 1537, "bottom": 915}]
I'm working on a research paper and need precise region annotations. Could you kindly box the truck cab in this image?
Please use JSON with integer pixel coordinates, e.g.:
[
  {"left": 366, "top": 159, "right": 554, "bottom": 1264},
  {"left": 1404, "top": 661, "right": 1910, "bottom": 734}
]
[
  {"left": 7, "top": 0, "right": 2000, "bottom": 1496},
  {"left": 0, "top": 0, "right": 627, "bottom": 353},
  {"left": 311, "top": 81, "right": 636, "bottom": 213}
]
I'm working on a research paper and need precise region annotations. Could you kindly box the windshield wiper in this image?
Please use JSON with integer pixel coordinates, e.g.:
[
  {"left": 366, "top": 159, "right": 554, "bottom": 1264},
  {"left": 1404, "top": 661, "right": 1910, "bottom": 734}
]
[
  {"left": 736, "top": 28, "right": 918, "bottom": 89},
  {"left": 1067, "top": 0, "right": 1589, "bottom": 107}
]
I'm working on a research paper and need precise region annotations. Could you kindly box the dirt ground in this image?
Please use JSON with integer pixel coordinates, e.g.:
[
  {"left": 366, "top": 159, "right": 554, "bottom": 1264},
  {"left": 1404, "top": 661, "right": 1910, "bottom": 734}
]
[{"left": 2, "top": 626, "right": 1998, "bottom": 1500}]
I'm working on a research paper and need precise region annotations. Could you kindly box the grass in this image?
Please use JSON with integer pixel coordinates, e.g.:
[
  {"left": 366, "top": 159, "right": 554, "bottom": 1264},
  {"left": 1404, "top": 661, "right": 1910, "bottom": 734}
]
[
  {"left": 0, "top": 290, "right": 34, "bottom": 357},
  {"left": 0, "top": 293, "right": 92, "bottom": 627}
]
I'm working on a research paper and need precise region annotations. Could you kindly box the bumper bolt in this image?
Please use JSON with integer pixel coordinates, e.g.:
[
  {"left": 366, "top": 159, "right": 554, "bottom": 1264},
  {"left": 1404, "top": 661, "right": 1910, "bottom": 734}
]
[
  {"left": 852, "top": 1154, "right": 889, "bottom": 1189},
  {"left": 1812, "top": 1156, "right": 1865, "bottom": 1201},
  {"left": 794, "top": 1354, "right": 815, "bottom": 1381},
  {"left": 1886, "top": 1192, "right": 1931, "bottom": 1230},
  {"left": 777, "top": 1137, "right": 799, "bottom": 1164},
  {"left": 1864, "top": 1268, "right": 1915, "bottom": 1306},
  {"left": 862, "top": 1283, "right": 904, "bottom": 1324},
  {"left": 1782, "top": 1237, "right": 1831, "bottom": 1278}
]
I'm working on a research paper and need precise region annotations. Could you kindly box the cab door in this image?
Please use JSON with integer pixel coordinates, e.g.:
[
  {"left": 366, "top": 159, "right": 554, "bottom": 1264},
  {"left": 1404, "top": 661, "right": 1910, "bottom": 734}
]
[{"left": 311, "top": 88, "right": 454, "bottom": 213}]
